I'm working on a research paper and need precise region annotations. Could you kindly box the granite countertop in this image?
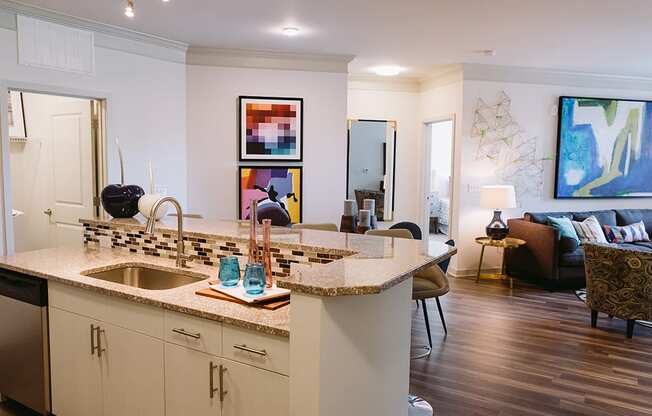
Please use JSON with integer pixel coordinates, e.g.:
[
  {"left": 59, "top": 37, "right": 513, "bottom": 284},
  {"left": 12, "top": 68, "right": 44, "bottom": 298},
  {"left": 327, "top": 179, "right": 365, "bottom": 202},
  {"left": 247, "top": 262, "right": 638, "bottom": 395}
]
[
  {"left": 0, "top": 218, "right": 456, "bottom": 337},
  {"left": 0, "top": 246, "right": 292, "bottom": 337},
  {"left": 81, "top": 216, "right": 457, "bottom": 296}
]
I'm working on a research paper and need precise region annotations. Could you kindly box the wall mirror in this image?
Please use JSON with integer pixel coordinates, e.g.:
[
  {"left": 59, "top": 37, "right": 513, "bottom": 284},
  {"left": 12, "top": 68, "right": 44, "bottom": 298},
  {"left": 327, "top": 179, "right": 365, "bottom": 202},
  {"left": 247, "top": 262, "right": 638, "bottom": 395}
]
[{"left": 347, "top": 119, "right": 396, "bottom": 222}]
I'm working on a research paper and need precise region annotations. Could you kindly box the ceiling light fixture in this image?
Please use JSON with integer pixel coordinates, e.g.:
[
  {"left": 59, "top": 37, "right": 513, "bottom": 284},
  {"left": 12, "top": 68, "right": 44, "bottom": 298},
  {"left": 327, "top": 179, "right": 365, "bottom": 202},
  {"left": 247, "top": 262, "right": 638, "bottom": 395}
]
[
  {"left": 371, "top": 65, "right": 404, "bottom": 77},
  {"left": 124, "top": 0, "right": 135, "bottom": 17},
  {"left": 475, "top": 49, "right": 496, "bottom": 57},
  {"left": 282, "top": 27, "right": 300, "bottom": 37}
]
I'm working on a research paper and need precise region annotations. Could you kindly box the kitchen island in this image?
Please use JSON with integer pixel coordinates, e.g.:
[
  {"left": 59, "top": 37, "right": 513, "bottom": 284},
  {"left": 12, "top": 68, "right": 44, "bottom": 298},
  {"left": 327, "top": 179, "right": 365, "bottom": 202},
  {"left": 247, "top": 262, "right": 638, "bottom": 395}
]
[{"left": 0, "top": 217, "right": 455, "bottom": 416}]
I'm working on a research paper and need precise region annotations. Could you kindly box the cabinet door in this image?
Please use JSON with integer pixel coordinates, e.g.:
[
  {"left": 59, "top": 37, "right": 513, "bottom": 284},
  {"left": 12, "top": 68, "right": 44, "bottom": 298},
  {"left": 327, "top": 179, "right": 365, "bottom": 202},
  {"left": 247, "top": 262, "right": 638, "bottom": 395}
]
[
  {"left": 165, "top": 343, "right": 221, "bottom": 416},
  {"left": 49, "top": 307, "right": 103, "bottom": 416},
  {"left": 100, "top": 323, "right": 165, "bottom": 416},
  {"left": 221, "top": 358, "right": 289, "bottom": 416}
]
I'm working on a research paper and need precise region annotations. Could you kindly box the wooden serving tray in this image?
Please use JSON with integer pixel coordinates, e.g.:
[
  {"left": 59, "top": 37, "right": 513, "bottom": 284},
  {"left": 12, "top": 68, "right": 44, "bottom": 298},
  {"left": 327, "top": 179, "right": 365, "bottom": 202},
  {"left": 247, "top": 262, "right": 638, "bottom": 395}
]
[{"left": 196, "top": 282, "right": 290, "bottom": 311}]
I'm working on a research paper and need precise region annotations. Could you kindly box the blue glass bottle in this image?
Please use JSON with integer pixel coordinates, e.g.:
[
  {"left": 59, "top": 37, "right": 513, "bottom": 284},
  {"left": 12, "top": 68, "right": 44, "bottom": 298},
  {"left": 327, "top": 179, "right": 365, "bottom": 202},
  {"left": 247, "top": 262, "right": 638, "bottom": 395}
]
[
  {"left": 243, "top": 263, "right": 266, "bottom": 296},
  {"left": 218, "top": 256, "right": 241, "bottom": 287}
]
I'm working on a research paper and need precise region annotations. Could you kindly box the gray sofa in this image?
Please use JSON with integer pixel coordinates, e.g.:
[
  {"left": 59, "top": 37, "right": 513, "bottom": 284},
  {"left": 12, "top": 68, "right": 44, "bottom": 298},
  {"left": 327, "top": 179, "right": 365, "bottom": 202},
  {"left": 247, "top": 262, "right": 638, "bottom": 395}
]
[{"left": 506, "top": 209, "right": 652, "bottom": 286}]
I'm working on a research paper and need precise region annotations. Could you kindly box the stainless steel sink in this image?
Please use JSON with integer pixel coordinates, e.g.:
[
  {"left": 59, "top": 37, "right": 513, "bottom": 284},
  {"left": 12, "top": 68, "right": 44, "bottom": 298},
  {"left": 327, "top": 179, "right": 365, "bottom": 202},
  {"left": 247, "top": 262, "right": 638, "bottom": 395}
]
[{"left": 82, "top": 265, "right": 207, "bottom": 290}]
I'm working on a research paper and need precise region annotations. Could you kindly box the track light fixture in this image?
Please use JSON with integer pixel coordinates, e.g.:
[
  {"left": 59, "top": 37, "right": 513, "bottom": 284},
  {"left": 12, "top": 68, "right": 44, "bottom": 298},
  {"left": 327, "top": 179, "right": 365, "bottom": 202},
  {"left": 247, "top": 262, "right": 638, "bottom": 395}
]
[
  {"left": 124, "top": 0, "right": 171, "bottom": 18},
  {"left": 124, "top": 0, "right": 134, "bottom": 18}
]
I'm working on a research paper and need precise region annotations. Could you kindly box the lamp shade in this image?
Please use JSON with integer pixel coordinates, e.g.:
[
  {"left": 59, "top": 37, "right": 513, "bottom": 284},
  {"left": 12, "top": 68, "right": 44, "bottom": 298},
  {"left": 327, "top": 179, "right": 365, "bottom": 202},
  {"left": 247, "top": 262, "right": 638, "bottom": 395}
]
[{"left": 480, "top": 185, "right": 516, "bottom": 209}]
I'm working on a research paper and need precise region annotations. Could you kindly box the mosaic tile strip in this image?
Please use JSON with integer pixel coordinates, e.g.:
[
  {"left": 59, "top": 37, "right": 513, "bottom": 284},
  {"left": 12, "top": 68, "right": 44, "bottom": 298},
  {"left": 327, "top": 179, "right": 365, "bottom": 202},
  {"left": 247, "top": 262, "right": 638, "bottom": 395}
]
[{"left": 82, "top": 223, "right": 345, "bottom": 278}]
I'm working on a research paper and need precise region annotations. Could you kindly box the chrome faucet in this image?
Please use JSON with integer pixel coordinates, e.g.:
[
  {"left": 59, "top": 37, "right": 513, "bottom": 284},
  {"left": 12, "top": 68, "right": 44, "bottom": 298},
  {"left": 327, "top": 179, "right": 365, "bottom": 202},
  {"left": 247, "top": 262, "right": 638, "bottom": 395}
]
[{"left": 145, "top": 196, "right": 191, "bottom": 268}]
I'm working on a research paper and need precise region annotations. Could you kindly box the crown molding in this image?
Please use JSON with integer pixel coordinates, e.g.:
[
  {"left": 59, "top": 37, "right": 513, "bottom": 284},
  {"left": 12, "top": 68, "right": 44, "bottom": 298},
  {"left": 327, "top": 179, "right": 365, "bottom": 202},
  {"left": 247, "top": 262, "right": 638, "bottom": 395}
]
[
  {"left": 187, "top": 47, "right": 354, "bottom": 73},
  {"left": 347, "top": 75, "right": 420, "bottom": 93},
  {"left": 462, "top": 63, "right": 652, "bottom": 91},
  {"left": 419, "top": 64, "right": 464, "bottom": 91},
  {"left": 0, "top": 0, "right": 188, "bottom": 53}
]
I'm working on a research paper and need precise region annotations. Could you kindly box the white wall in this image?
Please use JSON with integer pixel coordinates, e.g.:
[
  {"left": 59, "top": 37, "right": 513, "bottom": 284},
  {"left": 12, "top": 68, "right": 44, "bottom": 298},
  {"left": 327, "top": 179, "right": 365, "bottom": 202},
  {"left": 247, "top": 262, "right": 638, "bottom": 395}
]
[
  {"left": 456, "top": 76, "right": 652, "bottom": 275},
  {"left": 0, "top": 26, "right": 188, "bottom": 207},
  {"left": 186, "top": 65, "right": 347, "bottom": 224},
  {"left": 419, "top": 81, "right": 464, "bottom": 272},
  {"left": 348, "top": 85, "right": 420, "bottom": 222}
]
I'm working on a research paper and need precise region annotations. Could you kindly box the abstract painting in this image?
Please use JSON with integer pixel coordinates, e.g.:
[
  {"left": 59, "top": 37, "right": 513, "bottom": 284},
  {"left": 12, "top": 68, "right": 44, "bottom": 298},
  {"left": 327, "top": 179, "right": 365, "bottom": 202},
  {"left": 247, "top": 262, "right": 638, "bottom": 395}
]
[
  {"left": 555, "top": 96, "right": 652, "bottom": 198},
  {"left": 8, "top": 91, "right": 27, "bottom": 138},
  {"left": 239, "top": 166, "right": 302, "bottom": 225},
  {"left": 239, "top": 96, "right": 303, "bottom": 161}
]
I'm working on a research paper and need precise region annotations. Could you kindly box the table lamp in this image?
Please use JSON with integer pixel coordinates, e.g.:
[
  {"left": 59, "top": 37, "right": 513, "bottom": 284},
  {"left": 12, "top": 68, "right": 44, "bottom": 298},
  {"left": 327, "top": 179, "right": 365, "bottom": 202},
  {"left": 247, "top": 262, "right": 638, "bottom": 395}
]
[{"left": 480, "top": 185, "right": 516, "bottom": 240}]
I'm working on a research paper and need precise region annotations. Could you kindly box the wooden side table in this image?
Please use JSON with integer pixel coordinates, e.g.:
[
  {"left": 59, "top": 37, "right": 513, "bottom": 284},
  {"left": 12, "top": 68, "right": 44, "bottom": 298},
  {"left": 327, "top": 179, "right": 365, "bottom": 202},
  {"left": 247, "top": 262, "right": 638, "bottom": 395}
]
[{"left": 474, "top": 237, "right": 526, "bottom": 289}]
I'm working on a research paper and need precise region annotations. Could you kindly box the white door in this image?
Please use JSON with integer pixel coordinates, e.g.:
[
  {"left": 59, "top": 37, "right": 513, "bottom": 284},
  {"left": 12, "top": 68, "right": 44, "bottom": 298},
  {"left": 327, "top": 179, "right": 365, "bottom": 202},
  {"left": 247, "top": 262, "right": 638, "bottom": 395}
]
[
  {"left": 10, "top": 92, "right": 94, "bottom": 252},
  {"left": 221, "top": 358, "right": 289, "bottom": 416},
  {"left": 49, "top": 307, "right": 104, "bottom": 416},
  {"left": 165, "top": 343, "right": 222, "bottom": 416}
]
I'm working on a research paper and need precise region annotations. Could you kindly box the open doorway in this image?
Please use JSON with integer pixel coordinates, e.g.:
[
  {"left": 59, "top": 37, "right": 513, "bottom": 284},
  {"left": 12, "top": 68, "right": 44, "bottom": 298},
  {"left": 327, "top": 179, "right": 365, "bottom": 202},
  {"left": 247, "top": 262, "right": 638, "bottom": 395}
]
[
  {"left": 6, "top": 90, "right": 106, "bottom": 253},
  {"left": 424, "top": 119, "right": 454, "bottom": 248}
]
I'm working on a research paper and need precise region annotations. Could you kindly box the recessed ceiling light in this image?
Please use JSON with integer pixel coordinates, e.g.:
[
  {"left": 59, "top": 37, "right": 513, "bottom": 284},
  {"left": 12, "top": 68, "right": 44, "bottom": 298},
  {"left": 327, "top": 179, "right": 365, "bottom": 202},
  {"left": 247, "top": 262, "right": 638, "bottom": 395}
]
[
  {"left": 124, "top": 0, "right": 135, "bottom": 17},
  {"left": 282, "top": 27, "right": 300, "bottom": 37},
  {"left": 474, "top": 49, "right": 496, "bottom": 56},
  {"left": 371, "top": 66, "right": 404, "bottom": 77}
]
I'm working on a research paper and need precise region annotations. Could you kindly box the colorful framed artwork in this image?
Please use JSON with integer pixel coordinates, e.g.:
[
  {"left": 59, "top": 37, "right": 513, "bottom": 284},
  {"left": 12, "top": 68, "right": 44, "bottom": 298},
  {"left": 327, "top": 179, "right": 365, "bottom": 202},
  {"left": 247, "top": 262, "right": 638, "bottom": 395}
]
[
  {"left": 555, "top": 96, "right": 652, "bottom": 198},
  {"left": 239, "top": 96, "right": 303, "bottom": 161},
  {"left": 239, "top": 166, "right": 302, "bottom": 225},
  {"left": 8, "top": 91, "right": 27, "bottom": 139}
]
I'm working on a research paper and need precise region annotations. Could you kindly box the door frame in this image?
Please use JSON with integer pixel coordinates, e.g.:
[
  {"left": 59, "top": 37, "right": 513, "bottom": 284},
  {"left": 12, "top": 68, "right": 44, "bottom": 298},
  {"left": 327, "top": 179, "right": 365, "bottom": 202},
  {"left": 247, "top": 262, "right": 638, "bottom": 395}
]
[
  {"left": 0, "top": 80, "right": 109, "bottom": 255},
  {"left": 421, "top": 115, "right": 457, "bottom": 250}
]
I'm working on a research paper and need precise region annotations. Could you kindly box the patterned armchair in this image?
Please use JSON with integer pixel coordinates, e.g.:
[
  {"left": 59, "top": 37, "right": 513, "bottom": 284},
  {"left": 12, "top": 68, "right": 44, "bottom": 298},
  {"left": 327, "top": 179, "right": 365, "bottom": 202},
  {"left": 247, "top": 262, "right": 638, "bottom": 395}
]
[{"left": 584, "top": 243, "right": 652, "bottom": 338}]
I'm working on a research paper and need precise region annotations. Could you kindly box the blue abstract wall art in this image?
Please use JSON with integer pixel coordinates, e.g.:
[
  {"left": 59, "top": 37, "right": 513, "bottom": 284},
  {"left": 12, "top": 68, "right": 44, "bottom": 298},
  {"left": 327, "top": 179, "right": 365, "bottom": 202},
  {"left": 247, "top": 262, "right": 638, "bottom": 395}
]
[{"left": 555, "top": 96, "right": 652, "bottom": 198}]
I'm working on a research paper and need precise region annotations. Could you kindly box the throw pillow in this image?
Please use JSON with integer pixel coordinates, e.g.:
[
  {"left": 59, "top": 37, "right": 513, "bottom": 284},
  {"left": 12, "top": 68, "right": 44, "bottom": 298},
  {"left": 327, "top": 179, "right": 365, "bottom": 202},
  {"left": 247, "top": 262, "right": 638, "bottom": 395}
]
[
  {"left": 603, "top": 221, "right": 650, "bottom": 243},
  {"left": 572, "top": 216, "right": 607, "bottom": 244},
  {"left": 547, "top": 216, "right": 581, "bottom": 246}
]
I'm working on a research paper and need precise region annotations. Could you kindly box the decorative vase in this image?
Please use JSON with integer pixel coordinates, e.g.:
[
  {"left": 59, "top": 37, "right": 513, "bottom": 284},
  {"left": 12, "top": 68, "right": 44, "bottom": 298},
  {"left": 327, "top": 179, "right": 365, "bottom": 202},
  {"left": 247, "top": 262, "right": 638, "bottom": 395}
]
[
  {"left": 138, "top": 161, "right": 168, "bottom": 220},
  {"left": 101, "top": 139, "right": 144, "bottom": 218},
  {"left": 248, "top": 199, "right": 259, "bottom": 264},
  {"left": 262, "top": 219, "right": 273, "bottom": 288}
]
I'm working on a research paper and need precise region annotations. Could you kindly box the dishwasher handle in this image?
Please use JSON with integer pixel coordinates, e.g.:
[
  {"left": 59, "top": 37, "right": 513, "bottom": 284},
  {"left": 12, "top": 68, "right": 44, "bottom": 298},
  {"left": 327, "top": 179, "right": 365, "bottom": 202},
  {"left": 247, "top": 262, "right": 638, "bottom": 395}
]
[{"left": 0, "top": 268, "right": 47, "bottom": 306}]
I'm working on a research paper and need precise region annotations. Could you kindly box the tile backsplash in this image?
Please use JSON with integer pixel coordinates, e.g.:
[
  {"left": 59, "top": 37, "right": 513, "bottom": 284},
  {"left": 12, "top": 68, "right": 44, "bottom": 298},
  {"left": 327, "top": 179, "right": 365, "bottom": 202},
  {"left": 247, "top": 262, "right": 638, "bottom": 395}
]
[{"left": 82, "top": 222, "right": 347, "bottom": 278}]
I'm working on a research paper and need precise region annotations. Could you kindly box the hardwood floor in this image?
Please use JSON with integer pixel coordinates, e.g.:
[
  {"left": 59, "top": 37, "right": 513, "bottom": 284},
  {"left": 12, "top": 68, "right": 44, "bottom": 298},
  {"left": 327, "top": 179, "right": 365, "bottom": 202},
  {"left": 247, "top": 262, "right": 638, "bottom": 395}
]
[{"left": 410, "top": 277, "right": 652, "bottom": 416}]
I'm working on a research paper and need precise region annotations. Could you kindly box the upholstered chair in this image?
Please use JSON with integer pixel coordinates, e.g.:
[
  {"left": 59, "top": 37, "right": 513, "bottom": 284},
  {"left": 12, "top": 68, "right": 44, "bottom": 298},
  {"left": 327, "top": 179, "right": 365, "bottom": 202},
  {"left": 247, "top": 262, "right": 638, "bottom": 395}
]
[
  {"left": 292, "top": 223, "right": 339, "bottom": 232},
  {"left": 584, "top": 243, "right": 652, "bottom": 338}
]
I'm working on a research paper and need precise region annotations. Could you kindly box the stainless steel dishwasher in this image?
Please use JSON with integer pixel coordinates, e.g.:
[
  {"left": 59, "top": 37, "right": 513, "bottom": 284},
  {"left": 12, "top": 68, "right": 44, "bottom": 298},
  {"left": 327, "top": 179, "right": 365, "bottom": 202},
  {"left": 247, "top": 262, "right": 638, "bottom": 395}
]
[{"left": 0, "top": 268, "right": 50, "bottom": 415}]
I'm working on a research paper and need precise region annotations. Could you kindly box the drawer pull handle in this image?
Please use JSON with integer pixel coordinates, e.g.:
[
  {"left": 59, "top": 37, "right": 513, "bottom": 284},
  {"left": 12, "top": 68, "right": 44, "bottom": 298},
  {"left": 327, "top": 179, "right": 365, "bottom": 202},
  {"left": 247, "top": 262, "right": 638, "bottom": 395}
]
[
  {"left": 233, "top": 344, "right": 267, "bottom": 356},
  {"left": 172, "top": 328, "right": 201, "bottom": 339}
]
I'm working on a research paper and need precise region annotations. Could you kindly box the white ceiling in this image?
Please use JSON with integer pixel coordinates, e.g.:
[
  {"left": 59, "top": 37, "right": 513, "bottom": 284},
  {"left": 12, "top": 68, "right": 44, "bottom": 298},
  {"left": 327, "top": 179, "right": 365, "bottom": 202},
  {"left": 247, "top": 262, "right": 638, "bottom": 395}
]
[{"left": 13, "top": 0, "right": 652, "bottom": 78}]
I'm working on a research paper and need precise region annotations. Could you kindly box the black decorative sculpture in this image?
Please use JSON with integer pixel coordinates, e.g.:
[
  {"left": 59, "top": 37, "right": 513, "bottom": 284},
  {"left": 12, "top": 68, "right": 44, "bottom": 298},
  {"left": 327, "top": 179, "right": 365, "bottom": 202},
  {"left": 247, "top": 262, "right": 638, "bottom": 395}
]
[{"left": 101, "top": 139, "right": 144, "bottom": 218}]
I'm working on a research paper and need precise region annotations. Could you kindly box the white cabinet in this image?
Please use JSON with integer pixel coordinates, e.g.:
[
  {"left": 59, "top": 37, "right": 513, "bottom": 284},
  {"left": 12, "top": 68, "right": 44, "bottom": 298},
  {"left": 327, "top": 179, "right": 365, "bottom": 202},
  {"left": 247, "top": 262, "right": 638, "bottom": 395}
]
[
  {"left": 49, "top": 306, "right": 164, "bottom": 416},
  {"left": 48, "top": 284, "right": 289, "bottom": 416},
  {"left": 50, "top": 308, "right": 103, "bottom": 416},
  {"left": 221, "top": 358, "right": 289, "bottom": 416},
  {"left": 165, "top": 343, "right": 222, "bottom": 416},
  {"left": 101, "top": 323, "right": 165, "bottom": 416}
]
